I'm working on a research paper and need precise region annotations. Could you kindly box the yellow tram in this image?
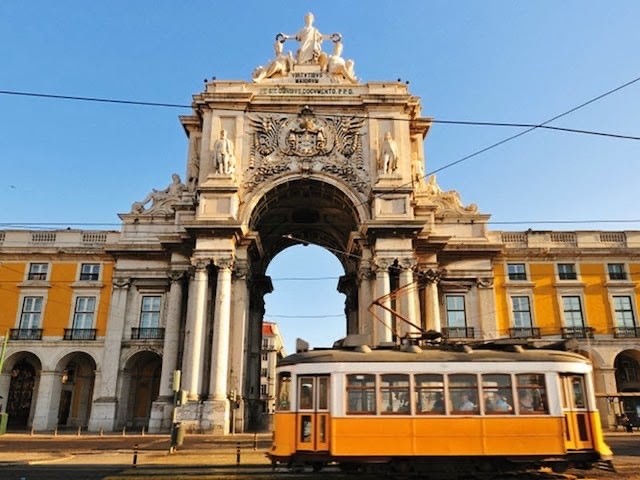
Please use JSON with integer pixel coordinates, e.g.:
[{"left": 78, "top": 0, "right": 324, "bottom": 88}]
[{"left": 268, "top": 337, "right": 613, "bottom": 475}]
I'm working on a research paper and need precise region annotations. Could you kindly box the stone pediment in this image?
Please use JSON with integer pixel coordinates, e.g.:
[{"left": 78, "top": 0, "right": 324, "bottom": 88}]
[{"left": 252, "top": 13, "right": 357, "bottom": 85}]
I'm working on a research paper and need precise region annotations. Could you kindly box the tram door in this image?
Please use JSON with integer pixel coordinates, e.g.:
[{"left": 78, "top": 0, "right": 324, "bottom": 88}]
[
  {"left": 296, "top": 375, "right": 330, "bottom": 452},
  {"left": 560, "top": 374, "right": 594, "bottom": 450}
]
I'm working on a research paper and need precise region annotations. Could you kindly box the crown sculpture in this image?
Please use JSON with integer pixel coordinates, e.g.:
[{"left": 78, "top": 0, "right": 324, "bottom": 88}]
[{"left": 253, "top": 12, "right": 357, "bottom": 84}]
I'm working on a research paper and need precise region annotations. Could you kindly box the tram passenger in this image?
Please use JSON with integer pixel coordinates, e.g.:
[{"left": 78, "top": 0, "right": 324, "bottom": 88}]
[
  {"left": 486, "top": 392, "right": 512, "bottom": 412},
  {"left": 431, "top": 392, "right": 444, "bottom": 413},
  {"left": 518, "top": 390, "right": 535, "bottom": 412},
  {"left": 458, "top": 393, "right": 476, "bottom": 411}
]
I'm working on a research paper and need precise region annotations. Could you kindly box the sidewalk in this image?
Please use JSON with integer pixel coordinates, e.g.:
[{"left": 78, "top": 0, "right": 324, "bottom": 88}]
[{"left": 0, "top": 432, "right": 273, "bottom": 467}]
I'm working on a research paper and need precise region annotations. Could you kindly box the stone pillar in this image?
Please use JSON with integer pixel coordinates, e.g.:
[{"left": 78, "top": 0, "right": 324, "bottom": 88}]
[
  {"left": 183, "top": 259, "right": 209, "bottom": 400},
  {"left": 204, "top": 257, "right": 233, "bottom": 434},
  {"left": 357, "top": 263, "right": 374, "bottom": 342},
  {"left": 398, "top": 260, "right": 420, "bottom": 337},
  {"left": 149, "top": 271, "right": 185, "bottom": 433},
  {"left": 373, "top": 259, "right": 393, "bottom": 345},
  {"left": 476, "top": 277, "right": 496, "bottom": 339},
  {"left": 88, "top": 277, "right": 130, "bottom": 431},
  {"left": 32, "top": 371, "right": 62, "bottom": 431},
  {"left": 338, "top": 275, "right": 358, "bottom": 336},
  {"left": 598, "top": 366, "right": 619, "bottom": 429},
  {"left": 229, "top": 260, "right": 250, "bottom": 433},
  {"left": 423, "top": 269, "right": 441, "bottom": 332}
]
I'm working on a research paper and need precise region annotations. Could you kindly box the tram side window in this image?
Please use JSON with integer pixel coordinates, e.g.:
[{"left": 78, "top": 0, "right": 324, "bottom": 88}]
[
  {"left": 346, "top": 374, "right": 376, "bottom": 414},
  {"left": 482, "top": 374, "right": 514, "bottom": 414},
  {"left": 449, "top": 374, "right": 479, "bottom": 414},
  {"left": 299, "top": 377, "right": 314, "bottom": 410},
  {"left": 380, "top": 374, "right": 410, "bottom": 414},
  {"left": 415, "top": 374, "right": 445, "bottom": 414},
  {"left": 276, "top": 372, "right": 291, "bottom": 411},
  {"left": 516, "top": 373, "right": 549, "bottom": 414}
]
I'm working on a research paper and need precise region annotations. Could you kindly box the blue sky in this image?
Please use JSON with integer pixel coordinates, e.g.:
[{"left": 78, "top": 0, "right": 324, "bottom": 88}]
[{"left": 1, "top": 1, "right": 639, "bottom": 354}]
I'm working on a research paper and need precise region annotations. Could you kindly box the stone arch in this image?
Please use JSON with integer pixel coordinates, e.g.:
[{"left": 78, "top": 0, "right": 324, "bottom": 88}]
[
  {"left": 2, "top": 351, "right": 43, "bottom": 429},
  {"left": 614, "top": 349, "right": 640, "bottom": 392},
  {"left": 246, "top": 176, "right": 365, "bottom": 274},
  {"left": 53, "top": 351, "right": 97, "bottom": 428},
  {"left": 121, "top": 350, "right": 162, "bottom": 430}
]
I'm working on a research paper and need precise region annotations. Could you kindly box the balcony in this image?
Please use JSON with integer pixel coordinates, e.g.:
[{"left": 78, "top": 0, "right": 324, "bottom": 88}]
[
  {"left": 614, "top": 326, "right": 640, "bottom": 338},
  {"left": 509, "top": 327, "right": 541, "bottom": 339},
  {"left": 63, "top": 328, "right": 97, "bottom": 340},
  {"left": 561, "top": 326, "right": 594, "bottom": 339},
  {"left": 131, "top": 327, "right": 165, "bottom": 340},
  {"left": 442, "top": 327, "right": 475, "bottom": 339},
  {"left": 10, "top": 328, "right": 43, "bottom": 340}
]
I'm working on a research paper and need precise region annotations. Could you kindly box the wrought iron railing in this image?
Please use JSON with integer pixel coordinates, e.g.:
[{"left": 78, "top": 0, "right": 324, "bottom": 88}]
[
  {"left": 63, "top": 328, "right": 97, "bottom": 340},
  {"left": 561, "top": 326, "right": 594, "bottom": 339},
  {"left": 614, "top": 326, "right": 640, "bottom": 338},
  {"left": 508, "top": 327, "right": 541, "bottom": 339},
  {"left": 131, "top": 327, "right": 165, "bottom": 340},
  {"left": 9, "top": 328, "right": 43, "bottom": 340},
  {"left": 442, "top": 327, "right": 475, "bottom": 339}
]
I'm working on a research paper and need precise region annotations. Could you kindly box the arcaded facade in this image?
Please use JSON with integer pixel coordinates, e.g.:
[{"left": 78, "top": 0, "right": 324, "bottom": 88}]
[{"left": 0, "top": 14, "right": 638, "bottom": 433}]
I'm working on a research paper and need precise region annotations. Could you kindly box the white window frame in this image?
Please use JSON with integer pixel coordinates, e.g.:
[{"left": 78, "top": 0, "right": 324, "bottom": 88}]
[
  {"left": 561, "top": 294, "right": 585, "bottom": 328},
  {"left": 19, "top": 295, "right": 44, "bottom": 329},
  {"left": 607, "top": 263, "right": 627, "bottom": 281},
  {"left": 139, "top": 295, "right": 162, "bottom": 329},
  {"left": 71, "top": 295, "right": 97, "bottom": 329},
  {"left": 79, "top": 263, "right": 101, "bottom": 281},
  {"left": 445, "top": 294, "right": 467, "bottom": 328},
  {"left": 510, "top": 295, "right": 534, "bottom": 328},
  {"left": 506, "top": 263, "right": 527, "bottom": 282},
  {"left": 611, "top": 294, "right": 637, "bottom": 328},
  {"left": 557, "top": 263, "right": 578, "bottom": 281},
  {"left": 27, "top": 262, "right": 49, "bottom": 281}
]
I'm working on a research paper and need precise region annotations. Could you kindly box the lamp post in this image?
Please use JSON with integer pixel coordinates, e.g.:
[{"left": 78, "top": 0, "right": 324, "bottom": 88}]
[{"left": 169, "top": 370, "right": 181, "bottom": 453}]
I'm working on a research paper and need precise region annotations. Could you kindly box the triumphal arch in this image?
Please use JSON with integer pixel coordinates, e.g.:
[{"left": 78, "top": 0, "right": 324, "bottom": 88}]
[{"left": 93, "top": 14, "right": 498, "bottom": 434}]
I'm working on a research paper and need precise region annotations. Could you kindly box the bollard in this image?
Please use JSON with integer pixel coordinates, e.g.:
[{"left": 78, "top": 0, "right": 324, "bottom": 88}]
[
  {"left": 132, "top": 443, "right": 139, "bottom": 467},
  {"left": 54, "top": 427, "right": 58, "bottom": 437},
  {"left": 122, "top": 426, "right": 126, "bottom": 436},
  {"left": 253, "top": 432, "right": 257, "bottom": 451},
  {"left": 141, "top": 426, "right": 145, "bottom": 436},
  {"left": 77, "top": 426, "right": 82, "bottom": 437},
  {"left": 30, "top": 426, "right": 35, "bottom": 436},
  {"left": 99, "top": 428, "right": 104, "bottom": 437},
  {"left": 236, "top": 442, "right": 241, "bottom": 466}
]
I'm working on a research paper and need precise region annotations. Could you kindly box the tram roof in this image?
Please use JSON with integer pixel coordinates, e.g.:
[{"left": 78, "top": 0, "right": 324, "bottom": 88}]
[{"left": 277, "top": 345, "right": 589, "bottom": 367}]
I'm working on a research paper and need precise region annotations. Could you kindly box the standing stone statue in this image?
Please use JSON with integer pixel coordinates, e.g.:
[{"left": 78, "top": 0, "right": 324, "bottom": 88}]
[
  {"left": 379, "top": 132, "right": 399, "bottom": 174},
  {"left": 280, "top": 12, "right": 338, "bottom": 64},
  {"left": 213, "top": 129, "right": 235, "bottom": 175}
]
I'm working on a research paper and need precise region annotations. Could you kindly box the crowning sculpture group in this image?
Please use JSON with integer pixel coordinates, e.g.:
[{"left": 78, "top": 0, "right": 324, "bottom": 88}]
[{"left": 130, "top": 13, "right": 476, "bottom": 216}]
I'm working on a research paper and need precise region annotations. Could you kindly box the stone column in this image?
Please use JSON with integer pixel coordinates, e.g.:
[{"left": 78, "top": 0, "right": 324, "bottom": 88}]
[
  {"left": 32, "top": 371, "right": 62, "bottom": 431},
  {"left": 423, "top": 269, "right": 441, "bottom": 332},
  {"left": 398, "top": 259, "right": 420, "bottom": 337},
  {"left": 149, "top": 270, "right": 185, "bottom": 432},
  {"left": 229, "top": 260, "right": 250, "bottom": 433},
  {"left": 182, "top": 259, "right": 209, "bottom": 400},
  {"left": 476, "top": 277, "right": 496, "bottom": 339},
  {"left": 373, "top": 259, "right": 393, "bottom": 345},
  {"left": 598, "top": 366, "right": 619, "bottom": 429},
  {"left": 210, "top": 258, "right": 233, "bottom": 401},
  {"left": 357, "top": 263, "right": 374, "bottom": 342},
  {"left": 204, "top": 257, "right": 233, "bottom": 434},
  {"left": 88, "top": 277, "right": 130, "bottom": 431}
]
